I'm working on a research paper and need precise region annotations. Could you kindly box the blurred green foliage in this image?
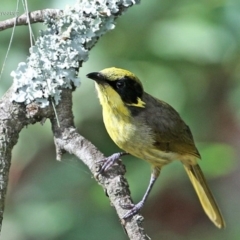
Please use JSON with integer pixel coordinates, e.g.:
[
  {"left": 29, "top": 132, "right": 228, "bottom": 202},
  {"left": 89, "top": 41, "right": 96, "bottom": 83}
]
[{"left": 1, "top": 0, "right": 240, "bottom": 239}]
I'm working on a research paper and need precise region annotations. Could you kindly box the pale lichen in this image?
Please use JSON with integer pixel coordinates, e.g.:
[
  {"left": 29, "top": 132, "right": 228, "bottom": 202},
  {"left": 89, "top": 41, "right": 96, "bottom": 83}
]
[{"left": 11, "top": 0, "right": 140, "bottom": 107}]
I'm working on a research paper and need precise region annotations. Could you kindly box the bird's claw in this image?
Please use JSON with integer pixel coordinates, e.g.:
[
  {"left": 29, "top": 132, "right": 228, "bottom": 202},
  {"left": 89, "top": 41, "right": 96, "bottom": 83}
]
[
  {"left": 122, "top": 201, "right": 144, "bottom": 219},
  {"left": 96, "top": 152, "right": 128, "bottom": 176}
]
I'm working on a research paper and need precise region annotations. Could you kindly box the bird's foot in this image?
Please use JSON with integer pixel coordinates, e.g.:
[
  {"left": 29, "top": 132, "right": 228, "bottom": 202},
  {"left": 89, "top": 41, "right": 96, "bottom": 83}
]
[
  {"left": 96, "top": 152, "right": 128, "bottom": 175},
  {"left": 121, "top": 200, "right": 144, "bottom": 219}
]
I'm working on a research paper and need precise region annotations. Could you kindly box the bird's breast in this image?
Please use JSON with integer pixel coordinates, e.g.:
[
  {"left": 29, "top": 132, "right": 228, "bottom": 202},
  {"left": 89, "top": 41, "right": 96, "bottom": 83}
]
[
  {"left": 102, "top": 104, "right": 178, "bottom": 166},
  {"left": 103, "top": 107, "right": 138, "bottom": 147}
]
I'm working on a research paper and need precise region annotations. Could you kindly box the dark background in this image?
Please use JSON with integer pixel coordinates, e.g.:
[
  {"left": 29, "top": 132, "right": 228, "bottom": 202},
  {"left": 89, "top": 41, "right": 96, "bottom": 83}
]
[{"left": 0, "top": 0, "right": 239, "bottom": 239}]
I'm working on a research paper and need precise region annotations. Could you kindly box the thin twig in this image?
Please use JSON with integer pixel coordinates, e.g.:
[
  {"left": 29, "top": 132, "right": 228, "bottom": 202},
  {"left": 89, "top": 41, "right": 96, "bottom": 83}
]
[{"left": 0, "top": 9, "right": 63, "bottom": 31}]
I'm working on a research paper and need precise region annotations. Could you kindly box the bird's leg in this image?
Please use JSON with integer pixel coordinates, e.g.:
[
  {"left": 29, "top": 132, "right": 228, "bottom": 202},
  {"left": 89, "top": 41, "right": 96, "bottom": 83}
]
[
  {"left": 122, "top": 167, "right": 161, "bottom": 219},
  {"left": 97, "top": 152, "right": 129, "bottom": 174}
]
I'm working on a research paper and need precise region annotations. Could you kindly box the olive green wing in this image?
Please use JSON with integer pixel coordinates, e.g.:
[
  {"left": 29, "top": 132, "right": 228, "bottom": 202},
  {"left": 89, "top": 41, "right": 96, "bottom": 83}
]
[{"left": 142, "top": 93, "right": 200, "bottom": 158}]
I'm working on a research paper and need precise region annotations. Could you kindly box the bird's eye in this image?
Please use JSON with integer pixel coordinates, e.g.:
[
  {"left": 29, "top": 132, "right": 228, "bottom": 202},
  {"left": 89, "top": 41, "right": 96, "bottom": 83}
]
[{"left": 116, "top": 81, "right": 125, "bottom": 89}]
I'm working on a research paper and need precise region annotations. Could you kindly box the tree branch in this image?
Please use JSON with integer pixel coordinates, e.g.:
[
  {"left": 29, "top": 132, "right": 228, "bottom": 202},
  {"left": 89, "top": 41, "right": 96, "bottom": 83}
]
[
  {"left": 0, "top": 9, "right": 63, "bottom": 31},
  {"left": 51, "top": 89, "right": 150, "bottom": 239},
  {"left": 0, "top": 86, "right": 54, "bottom": 229}
]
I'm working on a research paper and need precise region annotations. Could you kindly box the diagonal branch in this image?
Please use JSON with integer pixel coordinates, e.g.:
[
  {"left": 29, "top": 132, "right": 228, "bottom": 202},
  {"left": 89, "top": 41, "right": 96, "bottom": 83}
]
[
  {"left": 54, "top": 129, "right": 150, "bottom": 240},
  {"left": 50, "top": 89, "right": 150, "bottom": 239}
]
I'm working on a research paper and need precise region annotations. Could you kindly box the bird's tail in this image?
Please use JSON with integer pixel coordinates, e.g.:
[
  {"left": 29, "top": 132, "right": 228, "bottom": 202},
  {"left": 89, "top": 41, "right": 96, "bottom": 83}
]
[{"left": 183, "top": 164, "right": 225, "bottom": 228}]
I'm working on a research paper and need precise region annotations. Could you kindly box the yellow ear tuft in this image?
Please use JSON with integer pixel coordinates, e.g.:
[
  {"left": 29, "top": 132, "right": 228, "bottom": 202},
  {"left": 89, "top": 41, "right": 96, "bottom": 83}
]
[{"left": 126, "top": 97, "right": 146, "bottom": 108}]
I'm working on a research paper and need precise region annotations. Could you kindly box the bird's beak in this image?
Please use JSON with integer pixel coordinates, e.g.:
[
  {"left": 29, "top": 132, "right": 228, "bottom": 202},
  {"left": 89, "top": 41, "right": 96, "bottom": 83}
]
[{"left": 86, "top": 72, "right": 105, "bottom": 83}]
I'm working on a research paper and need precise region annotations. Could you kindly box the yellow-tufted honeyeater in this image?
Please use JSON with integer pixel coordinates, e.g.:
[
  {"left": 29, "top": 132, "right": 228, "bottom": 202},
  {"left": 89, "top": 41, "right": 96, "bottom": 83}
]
[{"left": 86, "top": 67, "right": 225, "bottom": 228}]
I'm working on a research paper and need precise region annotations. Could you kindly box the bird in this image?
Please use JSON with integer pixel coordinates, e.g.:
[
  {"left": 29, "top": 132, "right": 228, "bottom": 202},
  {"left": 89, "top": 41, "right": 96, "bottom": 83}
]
[{"left": 86, "top": 67, "right": 225, "bottom": 228}]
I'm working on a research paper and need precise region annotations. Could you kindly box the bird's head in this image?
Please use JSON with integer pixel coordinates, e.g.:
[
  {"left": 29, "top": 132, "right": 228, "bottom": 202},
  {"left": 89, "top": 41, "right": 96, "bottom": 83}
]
[{"left": 86, "top": 67, "right": 145, "bottom": 109}]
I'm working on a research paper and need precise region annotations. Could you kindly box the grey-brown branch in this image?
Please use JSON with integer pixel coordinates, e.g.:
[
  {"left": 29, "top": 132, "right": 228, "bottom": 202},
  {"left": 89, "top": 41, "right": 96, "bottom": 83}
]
[{"left": 0, "top": 9, "right": 63, "bottom": 31}]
